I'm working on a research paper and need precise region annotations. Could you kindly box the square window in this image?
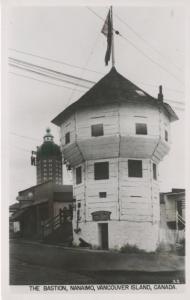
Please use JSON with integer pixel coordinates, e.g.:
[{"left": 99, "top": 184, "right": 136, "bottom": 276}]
[
  {"left": 76, "top": 166, "right": 82, "bottom": 184},
  {"left": 65, "top": 132, "right": 70, "bottom": 144},
  {"left": 165, "top": 130, "right": 168, "bottom": 141},
  {"left": 99, "top": 192, "right": 107, "bottom": 198},
  {"left": 77, "top": 202, "right": 81, "bottom": 208},
  {"left": 94, "top": 162, "right": 109, "bottom": 180},
  {"left": 136, "top": 123, "right": 147, "bottom": 135},
  {"left": 128, "top": 160, "right": 142, "bottom": 178},
  {"left": 153, "top": 163, "right": 157, "bottom": 180},
  {"left": 91, "top": 124, "right": 104, "bottom": 137}
]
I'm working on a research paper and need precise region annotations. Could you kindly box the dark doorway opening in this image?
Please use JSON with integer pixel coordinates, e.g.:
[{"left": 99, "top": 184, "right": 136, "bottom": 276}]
[{"left": 99, "top": 223, "right": 109, "bottom": 250}]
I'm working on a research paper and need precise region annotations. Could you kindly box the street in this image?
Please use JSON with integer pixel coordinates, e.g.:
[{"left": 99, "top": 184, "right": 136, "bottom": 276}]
[{"left": 10, "top": 239, "right": 185, "bottom": 285}]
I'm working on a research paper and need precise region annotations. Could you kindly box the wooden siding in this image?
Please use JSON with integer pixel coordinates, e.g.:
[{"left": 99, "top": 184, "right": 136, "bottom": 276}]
[
  {"left": 73, "top": 158, "right": 160, "bottom": 223},
  {"left": 119, "top": 102, "right": 160, "bottom": 136},
  {"left": 59, "top": 102, "right": 171, "bottom": 165}
]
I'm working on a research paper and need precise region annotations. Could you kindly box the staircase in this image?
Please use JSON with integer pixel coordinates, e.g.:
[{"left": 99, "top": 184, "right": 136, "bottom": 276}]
[
  {"left": 176, "top": 212, "right": 185, "bottom": 230},
  {"left": 42, "top": 210, "right": 73, "bottom": 245}
]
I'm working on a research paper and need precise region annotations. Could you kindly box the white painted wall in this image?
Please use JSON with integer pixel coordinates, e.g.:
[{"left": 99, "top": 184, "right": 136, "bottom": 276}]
[
  {"left": 59, "top": 101, "right": 172, "bottom": 251},
  {"left": 60, "top": 102, "right": 171, "bottom": 165}
]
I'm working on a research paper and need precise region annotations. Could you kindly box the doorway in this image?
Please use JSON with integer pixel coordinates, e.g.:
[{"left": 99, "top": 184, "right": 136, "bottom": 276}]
[{"left": 98, "top": 223, "right": 109, "bottom": 250}]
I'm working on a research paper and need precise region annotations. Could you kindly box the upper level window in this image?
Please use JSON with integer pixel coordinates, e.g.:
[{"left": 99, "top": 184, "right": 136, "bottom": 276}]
[
  {"left": 99, "top": 192, "right": 107, "bottom": 198},
  {"left": 128, "top": 160, "right": 143, "bottom": 178},
  {"left": 91, "top": 124, "right": 104, "bottom": 137},
  {"left": 65, "top": 132, "right": 70, "bottom": 144},
  {"left": 165, "top": 130, "right": 168, "bottom": 142},
  {"left": 136, "top": 123, "right": 147, "bottom": 135},
  {"left": 153, "top": 163, "right": 157, "bottom": 180},
  {"left": 76, "top": 166, "right": 82, "bottom": 185},
  {"left": 94, "top": 162, "right": 109, "bottom": 180}
]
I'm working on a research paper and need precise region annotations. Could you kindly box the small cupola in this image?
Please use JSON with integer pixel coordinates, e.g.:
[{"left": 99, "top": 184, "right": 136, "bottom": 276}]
[{"left": 43, "top": 128, "right": 54, "bottom": 142}]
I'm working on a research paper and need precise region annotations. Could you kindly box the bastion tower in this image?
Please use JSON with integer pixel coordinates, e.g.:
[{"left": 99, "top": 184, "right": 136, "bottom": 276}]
[{"left": 52, "top": 67, "right": 178, "bottom": 251}]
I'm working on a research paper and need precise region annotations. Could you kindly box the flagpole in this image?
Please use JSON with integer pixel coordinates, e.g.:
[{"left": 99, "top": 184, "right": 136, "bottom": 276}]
[{"left": 111, "top": 6, "right": 115, "bottom": 67}]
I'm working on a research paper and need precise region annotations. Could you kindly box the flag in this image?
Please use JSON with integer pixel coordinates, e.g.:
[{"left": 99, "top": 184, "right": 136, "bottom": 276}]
[{"left": 101, "top": 9, "right": 112, "bottom": 66}]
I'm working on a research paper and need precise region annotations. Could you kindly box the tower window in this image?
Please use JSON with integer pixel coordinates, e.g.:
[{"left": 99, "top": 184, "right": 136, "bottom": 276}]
[
  {"left": 153, "top": 163, "right": 157, "bottom": 180},
  {"left": 165, "top": 130, "right": 168, "bottom": 142},
  {"left": 94, "top": 162, "right": 109, "bottom": 180},
  {"left": 65, "top": 132, "right": 70, "bottom": 144},
  {"left": 128, "top": 160, "right": 143, "bottom": 178},
  {"left": 76, "top": 166, "right": 82, "bottom": 185},
  {"left": 136, "top": 123, "right": 147, "bottom": 135},
  {"left": 91, "top": 124, "right": 104, "bottom": 137},
  {"left": 99, "top": 192, "right": 107, "bottom": 198}
]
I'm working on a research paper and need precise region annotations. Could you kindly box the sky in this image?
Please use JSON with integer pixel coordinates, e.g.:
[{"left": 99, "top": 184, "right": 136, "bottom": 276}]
[{"left": 7, "top": 5, "right": 186, "bottom": 204}]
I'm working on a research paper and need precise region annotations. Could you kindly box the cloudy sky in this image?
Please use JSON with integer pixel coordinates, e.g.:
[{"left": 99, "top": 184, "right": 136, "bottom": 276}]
[{"left": 7, "top": 5, "right": 186, "bottom": 204}]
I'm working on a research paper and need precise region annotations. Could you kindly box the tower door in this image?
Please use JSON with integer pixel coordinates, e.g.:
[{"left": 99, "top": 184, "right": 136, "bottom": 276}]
[{"left": 99, "top": 223, "right": 109, "bottom": 250}]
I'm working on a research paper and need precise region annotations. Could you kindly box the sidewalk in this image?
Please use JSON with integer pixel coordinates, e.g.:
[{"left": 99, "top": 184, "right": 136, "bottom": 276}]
[{"left": 10, "top": 239, "right": 185, "bottom": 272}]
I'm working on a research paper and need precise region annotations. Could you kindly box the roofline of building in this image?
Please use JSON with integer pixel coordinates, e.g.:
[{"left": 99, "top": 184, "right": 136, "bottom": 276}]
[
  {"left": 18, "top": 181, "right": 73, "bottom": 194},
  {"left": 51, "top": 68, "right": 178, "bottom": 126}
]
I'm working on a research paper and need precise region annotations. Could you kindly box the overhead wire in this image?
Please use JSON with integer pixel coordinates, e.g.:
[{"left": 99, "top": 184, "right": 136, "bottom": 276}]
[
  {"left": 65, "top": 27, "right": 102, "bottom": 107},
  {"left": 10, "top": 70, "right": 184, "bottom": 109},
  {"left": 10, "top": 66, "right": 184, "bottom": 108},
  {"left": 9, "top": 48, "right": 104, "bottom": 76},
  {"left": 9, "top": 72, "right": 86, "bottom": 93},
  {"left": 9, "top": 57, "right": 94, "bottom": 88},
  {"left": 86, "top": 7, "right": 184, "bottom": 85},
  {"left": 114, "top": 13, "right": 183, "bottom": 73},
  {"left": 10, "top": 55, "right": 184, "bottom": 96},
  {"left": 118, "top": 34, "right": 184, "bottom": 85},
  {"left": 10, "top": 132, "right": 41, "bottom": 142}
]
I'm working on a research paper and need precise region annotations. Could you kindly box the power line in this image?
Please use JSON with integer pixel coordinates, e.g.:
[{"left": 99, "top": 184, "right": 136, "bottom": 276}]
[
  {"left": 10, "top": 70, "right": 184, "bottom": 109},
  {"left": 9, "top": 57, "right": 94, "bottom": 89},
  {"left": 9, "top": 48, "right": 104, "bottom": 76},
  {"left": 66, "top": 26, "right": 102, "bottom": 107},
  {"left": 86, "top": 7, "right": 184, "bottom": 85},
  {"left": 114, "top": 13, "right": 183, "bottom": 73},
  {"left": 9, "top": 52, "right": 184, "bottom": 95},
  {"left": 10, "top": 132, "right": 41, "bottom": 142},
  {"left": 119, "top": 34, "right": 184, "bottom": 85},
  {"left": 9, "top": 72, "right": 85, "bottom": 93},
  {"left": 86, "top": 6, "right": 105, "bottom": 22},
  {"left": 14, "top": 146, "right": 32, "bottom": 153},
  {"left": 133, "top": 81, "right": 184, "bottom": 95}
]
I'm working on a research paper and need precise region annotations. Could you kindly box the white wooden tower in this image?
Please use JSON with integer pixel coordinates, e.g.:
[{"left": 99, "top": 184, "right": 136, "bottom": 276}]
[{"left": 52, "top": 67, "right": 178, "bottom": 251}]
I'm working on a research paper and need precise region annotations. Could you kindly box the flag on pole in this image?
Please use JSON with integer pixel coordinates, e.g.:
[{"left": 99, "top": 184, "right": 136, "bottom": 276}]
[{"left": 101, "top": 9, "right": 112, "bottom": 66}]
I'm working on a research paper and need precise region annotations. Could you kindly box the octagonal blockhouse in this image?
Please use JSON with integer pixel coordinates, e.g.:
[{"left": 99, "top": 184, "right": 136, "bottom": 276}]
[{"left": 52, "top": 67, "right": 178, "bottom": 252}]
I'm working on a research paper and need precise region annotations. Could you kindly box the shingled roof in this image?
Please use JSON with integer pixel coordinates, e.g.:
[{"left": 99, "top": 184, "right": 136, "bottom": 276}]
[{"left": 52, "top": 67, "right": 178, "bottom": 126}]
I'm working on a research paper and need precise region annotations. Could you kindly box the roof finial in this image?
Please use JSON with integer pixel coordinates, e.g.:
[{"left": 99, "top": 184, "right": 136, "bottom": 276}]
[{"left": 46, "top": 127, "right": 51, "bottom": 134}]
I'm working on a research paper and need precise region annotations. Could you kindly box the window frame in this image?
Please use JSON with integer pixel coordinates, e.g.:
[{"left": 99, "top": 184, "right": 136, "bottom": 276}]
[
  {"left": 91, "top": 123, "right": 104, "bottom": 137},
  {"left": 99, "top": 192, "right": 107, "bottom": 198},
  {"left": 65, "top": 132, "right": 70, "bottom": 144},
  {"left": 128, "top": 159, "right": 143, "bottom": 178},
  {"left": 94, "top": 162, "right": 109, "bottom": 180},
  {"left": 76, "top": 166, "right": 82, "bottom": 185},
  {"left": 135, "top": 123, "right": 148, "bottom": 135},
  {"left": 165, "top": 129, "right": 168, "bottom": 142},
  {"left": 153, "top": 163, "right": 157, "bottom": 180}
]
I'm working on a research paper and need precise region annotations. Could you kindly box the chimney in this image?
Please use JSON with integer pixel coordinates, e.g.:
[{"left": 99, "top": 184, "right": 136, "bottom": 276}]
[{"left": 158, "top": 85, "right": 163, "bottom": 102}]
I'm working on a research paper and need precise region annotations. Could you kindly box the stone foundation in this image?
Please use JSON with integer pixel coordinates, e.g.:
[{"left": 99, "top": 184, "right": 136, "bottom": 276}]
[{"left": 73, "top": 220, "right": 159, "bottom": 252}]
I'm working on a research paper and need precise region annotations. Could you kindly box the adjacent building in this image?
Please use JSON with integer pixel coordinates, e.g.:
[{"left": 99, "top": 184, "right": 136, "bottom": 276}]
[
  {"left": 10, "top": 129, "right": 73, "bottom": 240},
  {"left": 160, "top": 189, "right": 185, "bottom": 247},
  {"left": 52, "top": 67, "right": 178, "bottom": 252},
  {"left": 32, "top": 128, "right": 63, "bottom": 185}
]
